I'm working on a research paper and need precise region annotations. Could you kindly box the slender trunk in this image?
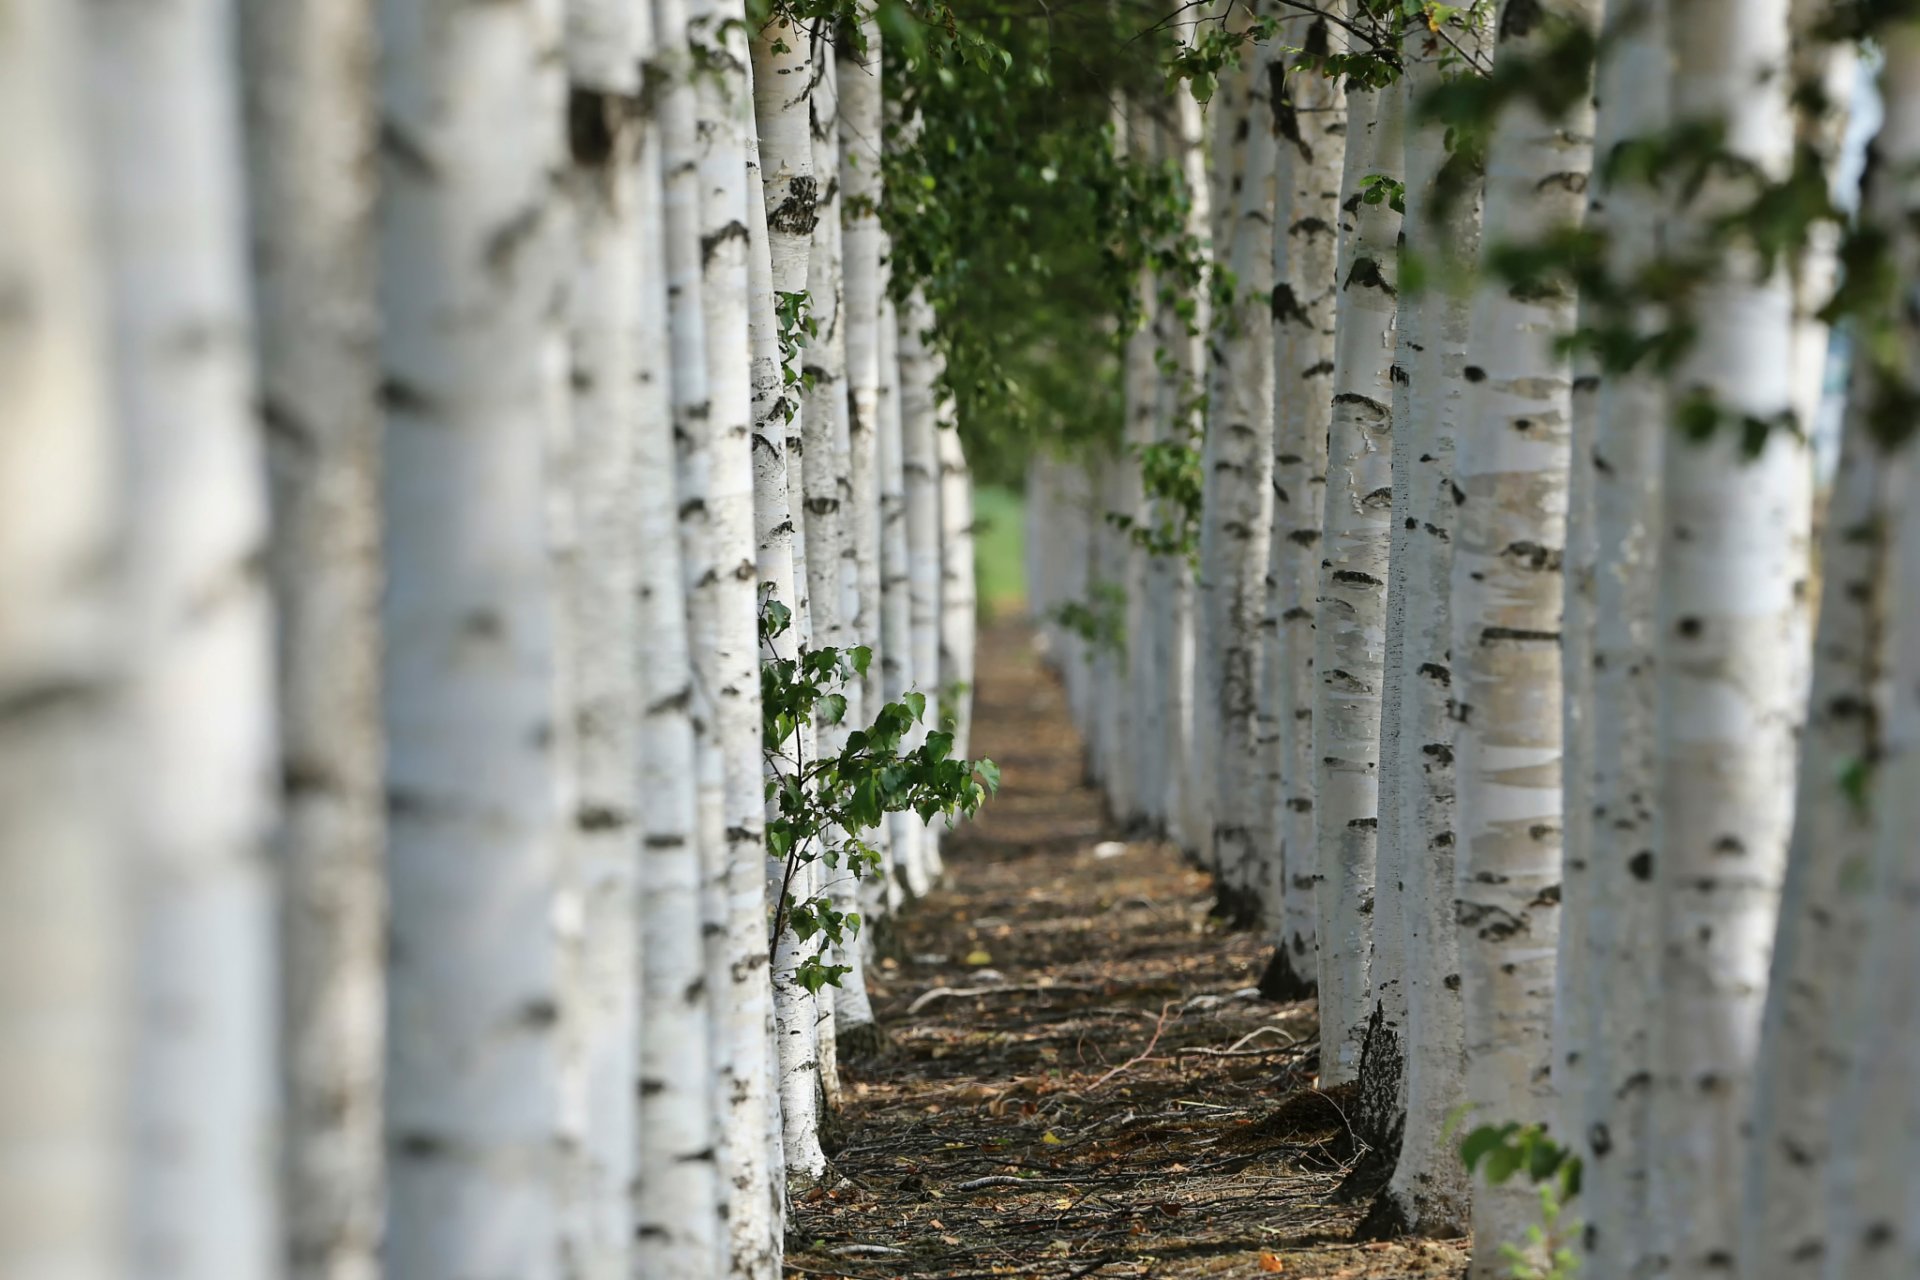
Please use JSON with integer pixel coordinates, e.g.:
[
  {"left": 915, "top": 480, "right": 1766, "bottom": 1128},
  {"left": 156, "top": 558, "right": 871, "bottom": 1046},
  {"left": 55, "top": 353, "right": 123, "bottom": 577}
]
[
  {"left": 1743, "top": 380, "right": 1893, "bottom": 1280},
  {"left": 1191, "top": 42, "right": 1258, "bottom": 870},
  {"left": 1166, "top": 81, "right": 1213, "bottom": 857},
  {"left": 654, "top": 0, "right": 743, "bottom": 1260},
  {"left": 1374, "top": 16, "right": 1486, "bottom": 1240},
  {"left": 939, "top": 416, "right": 979, "bottom": 761},
  {"left": 238, "top": 0, "right": 384, "bottom": 1273},
  {"left": 836, "top": 17, "right": 888, "bottom": 1052},
  {"left": 880, "top": 290, "right": 929, "bottom": 897},
  {"left": 900, "top": 286, "right": 947, "bottom": 887},
  {"left": 1788, "top": 29, "right": 1920, "bottom": 1280},
  {"left": 1208, "top": 32, "right": 1279, "bottom": 913},
  {"left": 86, "top": 2, "right": 283, "bottom": 1274},
  {"left": 1649, "top": 0, "right": 1809, "bottom": 1268},
  {"left": 1312, "top": 81, "right": 1402, "bottom": 1086},
  {"left": 1450, "top": 0, "right": 1598, "bottom": 1269},
  {"left": 1568, "top": 2, "right": 1667, "bottom": 1271},
  {"left": 0, "top": 10, "right": 129, "bottom": 1275},
  {"left": 1356, "top": 66, "right": 1416, "bottom": 1163},
  {"left": 556, "top": 20, "right": 644, "bottom": 1275},
  {"left": 632, "top": 46, "right": 725, "bottom": 1269},
  {"left": 1264, "top": 33, "right": 1342, "bottom": 1000}
]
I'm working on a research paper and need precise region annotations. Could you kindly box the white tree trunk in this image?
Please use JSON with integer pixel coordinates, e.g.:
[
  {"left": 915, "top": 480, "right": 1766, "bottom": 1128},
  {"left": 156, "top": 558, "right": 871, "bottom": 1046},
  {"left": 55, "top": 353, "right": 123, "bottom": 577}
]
[
  {"left": 1818, "top": 50, "right": 1920, "bottom": 1260},
  {"left": 836, "top": 19, "right": 889, "bottom": 1052},
  {"left": 86, "top": 2, "right": 283, "bottom": 1275},
  {"left": 1650, "top": 0, "right": 1809, "bottom": 1269},
  {"left": 1264, "top": 38, "right": 1341, "bottom": 999},
  {"left": 1358, "top": 67, "right": 1416, "bottom": 1157},
  {"left": 653, "top": 0, "right": 749, "bottom": 1260},
  {"left": 378, "top": 0, "right": 569, "bottom": 1271},
  {"left": 686, "top": 0, "right": 778, "bottom": 1261},
  {"left": 1377, "top": 17, "right": 1485, "bottom": 1239},
  {"left": 1312, "top": 82, "right": 1402, "bottom": 1086},
  {"left": 748, "top": 15, "right": 831, "bottom": 1187},
  {"left": 880, "top": 290, "right": 929, "bottom": 897},
  {"left": 939, "top": 418, "right": 978, "bottom": 762},
  {"left": 1207, "top": 32, "right": 1278, "bottom": 912},
  {"left": 1570, "top": 2, "right": 1667, "bottom": 1271},
  {"left": 238, "top": 0, "right": 385, "bottom": 1273},
  {"left": 900, "top": 286, "right": 947, "bottom": 888},
  {"left": 0, "top": 10, "right": 129, "bottom": 1275},
  {"left": 632, "top": 51, "right": 726, "bottom": 1271},
  {"left": 1450, "top": 0, "right": 1598, "bottom": 1269},
  {"left": 1164, "top": 80, "right": 1213, "bottom": 858},
  {"left": 1743, "top": 384, "right": 1893, "bottom": 1280},
  {"left": 556, "top": 21, "right": 644, "bottom": 1275},
  {"left": 1191, "top": 44, "right": 1257, "bottom": 871}
]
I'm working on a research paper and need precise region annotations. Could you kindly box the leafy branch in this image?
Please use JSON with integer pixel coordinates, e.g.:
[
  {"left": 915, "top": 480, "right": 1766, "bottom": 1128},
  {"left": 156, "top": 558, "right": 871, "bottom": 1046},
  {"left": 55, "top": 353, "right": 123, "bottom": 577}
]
[{"left": 760, "top": 592, "right": 999, "bottom": 992}]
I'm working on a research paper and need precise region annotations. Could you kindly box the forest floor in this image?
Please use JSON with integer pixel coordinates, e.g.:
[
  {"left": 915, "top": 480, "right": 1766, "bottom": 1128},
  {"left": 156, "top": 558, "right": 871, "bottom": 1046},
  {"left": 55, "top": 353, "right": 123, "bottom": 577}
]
[{"left": 784, "top": 619, "right": 1469, "bottom": 1280}]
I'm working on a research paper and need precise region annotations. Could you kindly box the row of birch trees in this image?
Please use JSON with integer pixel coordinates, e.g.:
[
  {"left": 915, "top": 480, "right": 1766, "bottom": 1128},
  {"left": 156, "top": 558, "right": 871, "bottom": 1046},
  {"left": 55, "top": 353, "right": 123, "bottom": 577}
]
[
  {"left": 0, "top": 1, "right": 986, "bottom": 1278},
  {"left": 1034, "top": 0, "right": 1920, "bottom": 1276}
]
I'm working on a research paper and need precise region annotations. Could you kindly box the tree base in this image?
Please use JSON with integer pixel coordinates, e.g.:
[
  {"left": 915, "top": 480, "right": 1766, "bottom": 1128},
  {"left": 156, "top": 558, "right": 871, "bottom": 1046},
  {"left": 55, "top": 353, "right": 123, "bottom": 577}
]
[
  {"left": 817, "top": 1078, "right": 849, "bottom": 1156},
  {"left": 1208, "top": 878, "right": 1264, "bottom": 931},
  {"left": 1338, "top": 1003, "right": 1405, "bottom": 1204},
  {"left": 1257, "top": 946, "right": 1318, "bottom": 1002},
  {"left": 837, "top": 1018, "right": 891, "bottom": 1064},
  {"left": 1353, "top": 1188, "right": 1416, "bottom": 1242}
]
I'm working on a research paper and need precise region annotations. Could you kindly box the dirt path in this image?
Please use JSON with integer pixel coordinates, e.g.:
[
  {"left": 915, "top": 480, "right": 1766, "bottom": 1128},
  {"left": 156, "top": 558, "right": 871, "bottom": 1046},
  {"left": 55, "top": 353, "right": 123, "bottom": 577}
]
[{"left": 785, "top": 621, "right": 1469, "bottom": 1280}]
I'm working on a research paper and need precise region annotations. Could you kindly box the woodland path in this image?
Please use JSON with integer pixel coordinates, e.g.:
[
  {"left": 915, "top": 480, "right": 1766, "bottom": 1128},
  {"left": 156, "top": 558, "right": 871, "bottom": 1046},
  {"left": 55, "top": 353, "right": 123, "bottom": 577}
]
[{"left": 785, "top": 620, "right": 1469, "bottom": 1280}]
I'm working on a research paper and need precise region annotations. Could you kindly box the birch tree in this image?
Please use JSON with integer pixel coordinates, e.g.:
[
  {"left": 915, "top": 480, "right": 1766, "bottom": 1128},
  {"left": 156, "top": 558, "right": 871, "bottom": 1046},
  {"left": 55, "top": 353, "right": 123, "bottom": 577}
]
[
  {"left": 0, "top": 9, "right": 128, "bottom": 1274},
  {"left": 633, "top": 31, "right": 726, "bottom": 1266},
  {"left": 237, "top": 0, "right": 384, "bottom": 1272},
  {"left": 684, "top": 0, "right": 779, "bottom": 1258},
  {"left": 1313, "top": 79, "right": 1402, "bottom": 1086},
  {"left": 1648, "top": 0, "right": 1810, "bottom": 1266},
  {"left": 1816, "top": 65, "right": 1920, "bottom": 1255},
  {"left": 900, "top": 285, "right": 947, "bottom": 889},
  {"left": 85, "top": 1, "right": 282, "bottom": 1273},
  {"left": 1206, "top": 30, "right": 1279, "bottom": 912},
  {"left": 837, "top": 17, "right": 889, "bottom": 1056},
  {"left": 939, "top": 416, "right": 979, "bottom": 761},
  {"left": 1371, "top": 16, "right": 1485, "bottom": 1241},
  {"left": 1264, "top": 31, "right": 1342, "bottom": 1001},
  {"left": 1557, "top": 2, "right": 1667, "bottom": 1269},
  {"left": 556, "top": 9, "right": 645, "bottom": 1273},
  {"left": 751, "top": 12, "right": 831, "bottom": 1185},
  {"left": 1448, "top": 0, "right": 1598, "bottom": 1268}
]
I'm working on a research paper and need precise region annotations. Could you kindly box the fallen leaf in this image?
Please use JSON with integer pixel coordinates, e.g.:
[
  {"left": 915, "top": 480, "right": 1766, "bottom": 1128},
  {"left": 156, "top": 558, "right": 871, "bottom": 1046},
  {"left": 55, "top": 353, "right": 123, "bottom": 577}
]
[
  {"left": 1258, "top": 1252, "right": 1285, "bottom": 1273},
  {"left": 1052, "top": 1197, "right": 1073, "bottom": 1210},
  {"left": 965, "top": 949, "right": 993, "bottom": 965},
  {"left": 1040, "top": 1131, "right": 1063, "bottom": 1145}
]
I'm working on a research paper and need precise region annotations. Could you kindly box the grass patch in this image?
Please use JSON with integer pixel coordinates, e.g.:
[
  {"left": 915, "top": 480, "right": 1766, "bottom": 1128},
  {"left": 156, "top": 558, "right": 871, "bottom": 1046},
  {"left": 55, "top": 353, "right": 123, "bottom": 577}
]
[{"left": 971, "top": 483, "right": 1026, "bottom": 620}]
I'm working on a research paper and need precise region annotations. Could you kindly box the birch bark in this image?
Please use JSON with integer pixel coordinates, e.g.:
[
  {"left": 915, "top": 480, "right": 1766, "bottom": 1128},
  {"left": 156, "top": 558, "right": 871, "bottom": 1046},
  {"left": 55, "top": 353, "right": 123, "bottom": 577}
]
[
  {"left": 86, "top": 1, "right": 282, "bottom": 1274},
  {"left": 1650, "top": 0, "right": 1810, "bottom": 1268},
  {"left": 238, "top": 0, "right": 384, "bottom": 1272},
  {"left": 682, "top": 0, "right": 779, "bottom": 1259},
  {"left": 1799, "top": 27, "right": 1920, "bottom": 1280},
  {"left": 1208, "top": 31, "right": 1279, "bottom": 911},
  {"left": 556, "top": 18, "right": 644, "bottom": 1275},
  {"left": 836, "top": 19, "right": 889, "bottom": 1054},
  {"left": 1264, "top": 33, "right": 1342, "bottom": 1000},
  {"left": 900, "top": 286, "right": 947, "bottom": 888},
  {"left": 632, "top": 41, "right": 725, "bottom": 1270},
  {"left": 0, "top": 10, "right": 128, "bottom": 1275},
  {"left": 1313, "top": 81, "right": 1401, "bottom": 1085},
  {"left": 1574, "top": 2, "right": 1667, "bottom": 1270},
  {"left": 1374, "top": 16, "right": 1486, "bottom": 1240},
  {"left": 1449, "top": 0, "right": 1599, "bottom": 1269}
]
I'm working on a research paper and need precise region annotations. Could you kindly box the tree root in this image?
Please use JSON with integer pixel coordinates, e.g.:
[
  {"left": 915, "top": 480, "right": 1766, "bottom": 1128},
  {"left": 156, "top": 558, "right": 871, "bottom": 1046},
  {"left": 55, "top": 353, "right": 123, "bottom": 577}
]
[{"left": 1257, "top": 945, "right": 1318, "bottom": 1002}]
